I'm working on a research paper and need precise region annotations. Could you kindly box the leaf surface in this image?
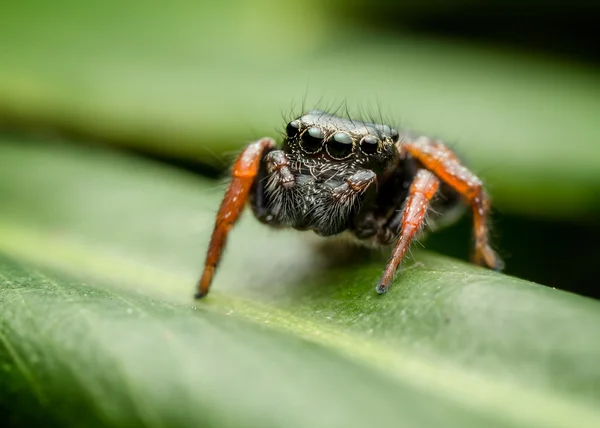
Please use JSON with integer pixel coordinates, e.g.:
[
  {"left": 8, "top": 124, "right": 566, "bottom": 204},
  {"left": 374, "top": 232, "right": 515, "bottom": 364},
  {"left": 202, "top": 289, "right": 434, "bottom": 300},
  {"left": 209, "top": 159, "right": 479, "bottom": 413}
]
[{"left": 1, "top": 141, "right": 599, "bottom": 427}]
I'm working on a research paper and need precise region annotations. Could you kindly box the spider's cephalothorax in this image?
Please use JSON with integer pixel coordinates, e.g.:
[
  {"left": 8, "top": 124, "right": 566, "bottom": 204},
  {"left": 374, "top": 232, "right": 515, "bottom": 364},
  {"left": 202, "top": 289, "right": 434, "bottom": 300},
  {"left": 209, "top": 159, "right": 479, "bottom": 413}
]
[
  {"left": 255, "top": 111, "right": 404, "bottom": 237},
  {"left": 196, "top": 110, "right": 504, "bottom": 299}
]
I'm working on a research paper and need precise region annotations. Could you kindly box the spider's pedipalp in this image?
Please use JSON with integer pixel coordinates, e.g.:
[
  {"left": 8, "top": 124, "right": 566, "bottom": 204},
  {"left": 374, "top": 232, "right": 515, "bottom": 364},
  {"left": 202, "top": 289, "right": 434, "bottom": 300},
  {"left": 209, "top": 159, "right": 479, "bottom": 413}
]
[{"left": 265, "top": 150, "right": 295, "bottom": 189}]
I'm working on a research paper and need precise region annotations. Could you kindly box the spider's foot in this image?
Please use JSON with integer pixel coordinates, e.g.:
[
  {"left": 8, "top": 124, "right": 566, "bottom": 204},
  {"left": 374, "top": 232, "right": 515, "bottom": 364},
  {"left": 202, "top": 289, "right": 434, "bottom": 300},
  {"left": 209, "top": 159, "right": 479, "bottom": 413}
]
[
  {"left": 474, "top": 243, "right": 505, "bottom": 272},
  {"left": 194, "top": 291, "right": 208, "bottom": 299},
  {"left": 375, "top": 282, "right": 391, "bottom": 295}
]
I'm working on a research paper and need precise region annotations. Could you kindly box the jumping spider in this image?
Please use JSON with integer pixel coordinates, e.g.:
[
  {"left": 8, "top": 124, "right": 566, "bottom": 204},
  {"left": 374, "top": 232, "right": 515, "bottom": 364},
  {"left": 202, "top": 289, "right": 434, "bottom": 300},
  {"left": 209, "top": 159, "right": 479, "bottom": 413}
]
[{"left": 195, "top": 110, "right": 503, "bottom": 298}]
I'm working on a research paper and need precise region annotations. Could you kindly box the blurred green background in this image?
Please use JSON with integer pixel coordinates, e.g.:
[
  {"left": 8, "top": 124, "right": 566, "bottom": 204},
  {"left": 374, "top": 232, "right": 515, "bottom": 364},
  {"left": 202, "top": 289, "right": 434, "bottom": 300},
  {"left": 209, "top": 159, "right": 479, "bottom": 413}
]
[{"left": 1, "top": 1, "right": 600, "bottom": 427}]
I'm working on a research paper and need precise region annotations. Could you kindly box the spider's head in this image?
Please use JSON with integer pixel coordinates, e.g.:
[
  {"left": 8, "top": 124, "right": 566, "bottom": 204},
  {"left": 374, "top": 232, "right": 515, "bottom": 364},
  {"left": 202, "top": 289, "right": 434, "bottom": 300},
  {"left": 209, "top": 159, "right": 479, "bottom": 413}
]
[{"left": 283, "top": 110, "right": 400, "bottom": 170}]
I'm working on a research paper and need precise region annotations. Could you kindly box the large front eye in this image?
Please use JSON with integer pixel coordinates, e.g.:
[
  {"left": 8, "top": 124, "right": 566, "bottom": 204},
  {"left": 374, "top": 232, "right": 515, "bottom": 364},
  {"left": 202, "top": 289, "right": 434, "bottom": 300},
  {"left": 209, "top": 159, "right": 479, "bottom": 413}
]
[
  {"left": 286, "top": 120, "right": 300, "bottom": 139},
  {"left": 360, "top": 135, "right": 380, "bottom": 154},
  {"left": 300, "top": 127, "right": 324, "bottom": 153},
  {"left": 326, "top": 132, "right": 354, "bottom": 159}
]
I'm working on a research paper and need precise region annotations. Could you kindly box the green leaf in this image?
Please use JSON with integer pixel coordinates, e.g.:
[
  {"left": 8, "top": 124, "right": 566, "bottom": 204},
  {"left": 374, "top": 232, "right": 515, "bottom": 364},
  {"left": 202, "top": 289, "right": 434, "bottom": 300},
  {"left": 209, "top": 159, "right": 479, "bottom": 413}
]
[
  {"left": 1, "top": 1, "right": 600, "bottom": 219},
  {"left": 1, "top": 140, "right": 599, "bottom": 428}
]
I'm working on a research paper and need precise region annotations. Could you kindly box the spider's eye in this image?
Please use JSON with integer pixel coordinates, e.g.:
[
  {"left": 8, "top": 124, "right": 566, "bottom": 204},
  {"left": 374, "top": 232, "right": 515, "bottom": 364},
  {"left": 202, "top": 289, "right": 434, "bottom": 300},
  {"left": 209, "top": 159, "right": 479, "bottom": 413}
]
[
  {"left": 300, "top": 127, "right": 324, "bottom": 153},
  {"left": 286, "top": 120, "right": 300, "bottom": 139},
  {"left": 390, "top": 128, "right": 400, "bottom": 143},
  {"left": 360, "top": 135, "right": 380, "bottom": 155},
  {"left": 326, "top": 132, "right": 354, "bottom": 159}
]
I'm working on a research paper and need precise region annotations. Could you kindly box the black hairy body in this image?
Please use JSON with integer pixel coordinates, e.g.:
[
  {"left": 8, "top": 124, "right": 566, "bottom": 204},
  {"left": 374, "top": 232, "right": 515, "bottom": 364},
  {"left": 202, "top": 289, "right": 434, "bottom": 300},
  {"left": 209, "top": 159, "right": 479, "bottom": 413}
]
[{"left": 249, "top": 110, "right": 461, "bottom": 244}]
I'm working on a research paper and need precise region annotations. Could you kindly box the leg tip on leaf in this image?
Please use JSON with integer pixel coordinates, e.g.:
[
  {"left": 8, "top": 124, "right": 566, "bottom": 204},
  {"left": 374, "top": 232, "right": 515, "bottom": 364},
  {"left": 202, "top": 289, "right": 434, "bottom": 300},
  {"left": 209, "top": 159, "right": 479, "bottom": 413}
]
[{"left": 375, "top": 284, "right": 389, "bottom": 295}]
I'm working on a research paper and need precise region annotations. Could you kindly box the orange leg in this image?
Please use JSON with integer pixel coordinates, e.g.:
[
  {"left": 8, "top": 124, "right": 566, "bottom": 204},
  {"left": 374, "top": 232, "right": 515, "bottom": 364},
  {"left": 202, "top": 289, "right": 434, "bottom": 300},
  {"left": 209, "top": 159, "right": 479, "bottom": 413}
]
[
  {"left": 403, "top": 136, "right": 504, "bottom": 271},
  {"left": 377, "top": 169, "right": 439, "bottom": 293},
  {"left": 195, "top": 138, "right": 275, "bottom": 299}
]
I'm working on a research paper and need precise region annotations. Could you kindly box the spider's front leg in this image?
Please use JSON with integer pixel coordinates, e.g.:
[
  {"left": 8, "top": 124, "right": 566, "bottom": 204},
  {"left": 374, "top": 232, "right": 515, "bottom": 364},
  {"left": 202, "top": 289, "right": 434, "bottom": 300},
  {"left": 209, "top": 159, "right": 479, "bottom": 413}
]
[
  {"left": 404, "top": 136, "right": 504, "bottom": 271},
  {"left": 196, "top": 138, "right": 275, "bottom": 299},
  {"left": 377, "top": 169, "right": 439, "bottom": 293}
]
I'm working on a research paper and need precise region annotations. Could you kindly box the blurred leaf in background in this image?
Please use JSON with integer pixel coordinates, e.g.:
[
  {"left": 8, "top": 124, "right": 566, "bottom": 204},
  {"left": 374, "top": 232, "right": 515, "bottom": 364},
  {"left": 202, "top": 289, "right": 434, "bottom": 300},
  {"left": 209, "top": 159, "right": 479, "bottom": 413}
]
[{"left": 1, "top": 0, "right": 600, "bottom": 218}]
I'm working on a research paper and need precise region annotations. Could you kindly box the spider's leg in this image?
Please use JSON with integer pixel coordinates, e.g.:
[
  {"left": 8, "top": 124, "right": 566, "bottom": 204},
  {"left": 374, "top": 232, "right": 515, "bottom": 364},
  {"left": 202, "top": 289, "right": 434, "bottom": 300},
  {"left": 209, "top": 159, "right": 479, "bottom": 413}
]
[
  {"left": 196, "top": 138, "right": 275, "bottom": 299},
  {"left": 403, "top": 137, "right": 504, "bottom": 271},
  {"left": 377, "top": 169, "right": 439, "bottom": 294}
]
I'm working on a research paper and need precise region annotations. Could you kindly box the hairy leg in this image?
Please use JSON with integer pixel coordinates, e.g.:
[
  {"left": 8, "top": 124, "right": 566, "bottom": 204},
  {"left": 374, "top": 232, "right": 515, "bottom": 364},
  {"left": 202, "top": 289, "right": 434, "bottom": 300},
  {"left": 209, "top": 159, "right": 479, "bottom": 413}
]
[
  {"left": 351, "top": 156, "right": 416, "bottom": 244},
  {"left": 377, "top": 169, "right": 440, "bottom": 294},
  {"left": 403, "top": 137, "right": 504, "bottom": 271},
  {"left": 196, "top": 138, "right": 275, "bottom": 299}
]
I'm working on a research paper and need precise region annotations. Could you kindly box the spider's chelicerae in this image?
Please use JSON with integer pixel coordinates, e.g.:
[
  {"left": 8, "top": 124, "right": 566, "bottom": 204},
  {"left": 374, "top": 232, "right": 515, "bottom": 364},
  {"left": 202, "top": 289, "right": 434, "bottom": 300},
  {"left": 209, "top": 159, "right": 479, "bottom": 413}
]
[{"left": 195, "top": 110, "right": 503, "bottom": 298}]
